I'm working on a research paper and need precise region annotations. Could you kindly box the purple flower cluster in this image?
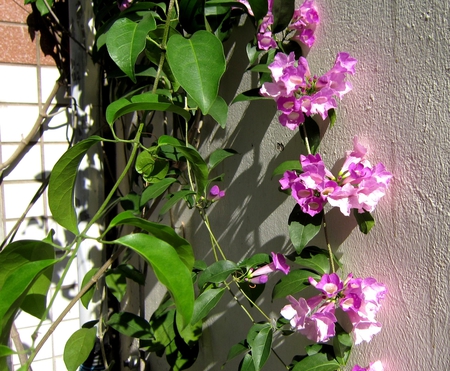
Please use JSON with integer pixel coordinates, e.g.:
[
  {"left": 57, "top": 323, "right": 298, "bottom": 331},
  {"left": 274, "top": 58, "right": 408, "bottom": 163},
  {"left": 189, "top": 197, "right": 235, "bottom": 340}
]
[
  {"left": 352, "top": 361, "right": 384, "bottom": 371},
  {"left": 118, "top": 0, "right": 132, "bottom": 11},
  {"left": 260, "top": 51, "right": 356, "bottom": 129},
  {"left": 281, "top": 273, "right": 386, "bottom": 344},
  {"left": 246, "top": 252, "right": 290, "bottom": 284},
  {"left": 288, "top": 0, "right": 320, "bottom": 48},
  {"left": 238, "top": 0, "right": 319, "bottom": 50},
  {"left": 279, "top": 137, "right": 392, "bottom": 216}
]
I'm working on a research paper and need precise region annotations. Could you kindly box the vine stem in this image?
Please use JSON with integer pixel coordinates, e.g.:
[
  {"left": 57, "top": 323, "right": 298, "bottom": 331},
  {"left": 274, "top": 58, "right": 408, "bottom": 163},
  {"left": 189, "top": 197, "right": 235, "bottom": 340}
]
[
  {"left": 322, "top": 214, "right": 336, "bottom": 273},
  {"left": 300, "top": 123, "right": 335, "bottom": 272},
  {"left": 152, "top": 0, "right": 176, "bottom": 93},
  {"left": 27, "top": 124, "right": 144, "bottom": 365},
  {"left": 202, "top": 213, "right": 226, "bottom": 261},
  {"left": 27, "top": 245, "right": 126, "bottom": 366},
  {"left": 235, "top": 282, "right": 272, "bottom": 322}
]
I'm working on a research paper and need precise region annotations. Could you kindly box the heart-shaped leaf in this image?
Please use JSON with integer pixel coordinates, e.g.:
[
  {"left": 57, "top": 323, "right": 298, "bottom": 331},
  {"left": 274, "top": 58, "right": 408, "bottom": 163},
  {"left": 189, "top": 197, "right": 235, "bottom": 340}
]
[
  {"left": 106, "top": 14, "right": 157, "bottom": 82},
  {"left": 166, "top": 31, "right": 226, "bottom": 114}
]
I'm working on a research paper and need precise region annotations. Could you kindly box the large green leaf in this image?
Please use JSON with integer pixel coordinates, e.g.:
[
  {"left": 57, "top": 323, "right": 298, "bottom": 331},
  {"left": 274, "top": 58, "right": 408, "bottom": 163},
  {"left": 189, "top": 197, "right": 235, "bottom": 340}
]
[
  {"left": 0, "top": 259, "right": 57, "bottom": 345},
  {"left": 207, "top": 95, "right": 228, "bottom": 128},
  {"left": 272, "top": 270, "right": 319, "bottom": 300},
  {"left": 333, "top": 324, "right": 352, "bottom": 365},
  {"left": 198, "top": 260, "right": 238, "bottom": 288},
  {"left": 106, "top": 92, "right": 191, "bottom": 125},
  {"left": 0, "top": 345, "right": 15, "bottom": 358},
  {"left": 190, "top": 288, "right": 225, "bottom": 324},
  {"left": 247, "top": 0, "right": 268, "bottom": 22},
  {"left": 179, "top": 0, "right": 206, "bottom": 33},
  {"left": 107, "top": 312, "right": 153, "bottom": 340},
  {"left": 272, "top": 0, "right": 295, "bottom": 33},
  {"left": 105, "top": 268, "right": 127, "bottom": 303},
  {"left": 159, "top": 190, "right": 196, "bottom": 215},
  {"left": 140, "top": 178, "right": 178, "bottom": 207},
  {"left": 272, "top": 160, "right": 302, "bottom": 178},
  {"left": 291, "top": 353, "right": 340, "bottom": 371},
  {"left": 288, "top": 206, "right": 323, "bottom": 253},
  {"left": 48, "top": 136, "right": 103, "bottom": 234},
  {"left": 353, "top": 210, "right": 375, "bottom": 234},
  {"left": 251, "top": 325, "right": 272, "bottom": 371},
  {"left": 115, "top": 234, "right": 194, "bottom": 329},
  {"left": 107, "top": 211, "right": 195, "bottom": 271},
  {"left": 293, "top": 246, "right": 331, "bottom": 275},
  {"left": 106, "top": 14, "right": 157, "bottom": 82},
  {"left": 81, "top": 268, "right": 99, "bottom": 309},
  {"left": 0, "top": 240, "right": 55, "bottom": 319},
  {"left": 63, "top": 327, "right": 97, "bottom": 371},
  {"left": 166, "top": 31, "right": 226, "bottom": 114},
  {"left": 208, "top": 148, "right": 238, "bottom": 170}
]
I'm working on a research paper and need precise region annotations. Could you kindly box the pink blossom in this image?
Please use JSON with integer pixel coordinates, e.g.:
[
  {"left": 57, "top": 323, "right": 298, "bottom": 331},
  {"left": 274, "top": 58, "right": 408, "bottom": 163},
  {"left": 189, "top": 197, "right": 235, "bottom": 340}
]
[
  {"left": 261, "top": 52, "right": 356, "bottom": 130},
  {"left": 247, "top": 252, "right": 290, "bottom": 284},
  {"left": 118, "top": 0, "right": 132, "bottom": 11},
  {"left": 309, "top": 273, "right": 343, "bottom": 298},
  {"left": 208, "top": 185, "right": 225, "bottom": 201},
  {"left": 289, "top": 0, "right": 320, "bottom": 48},
  {"left": 352, "top": 361, "right": 384, "bottom": 371}
]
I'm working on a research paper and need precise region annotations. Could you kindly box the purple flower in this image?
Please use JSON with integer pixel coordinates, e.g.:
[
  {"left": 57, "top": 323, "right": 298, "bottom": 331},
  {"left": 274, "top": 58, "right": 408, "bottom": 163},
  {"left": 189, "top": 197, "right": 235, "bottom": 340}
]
[
  {"left": 281, "top": 296, "right": 337, "bottom": 342},
  {"left": 309, "top": 273, "right": 343, "bottom": 298},
  {"left": 118, "top": 0, "right": 132, "bottom": 11},
  {"left": 289, "top": 0, "right": 320, "bottom": 48},
  {"left": 261, "top": 52, "right": 356, "bottom": 130},
  {"left": 279, "top": 137, "right": 392, "bottom": 216},
  {"left": 208, "top": 185, "right": 225, "bottom": 201},
  {"left": 248, "top": 252, "right": 290, "bottom": 284},
  {"left": 352, "top": 361, "right": 384, "bottom": 371}
]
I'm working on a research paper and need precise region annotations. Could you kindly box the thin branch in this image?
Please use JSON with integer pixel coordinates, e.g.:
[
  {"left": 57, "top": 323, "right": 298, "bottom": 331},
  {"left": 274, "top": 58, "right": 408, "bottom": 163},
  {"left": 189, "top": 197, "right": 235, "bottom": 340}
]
[
  {"left": 10, "top": 324, "right": 33, "bottom": 371},
  {"left": 0, "top": 81, "right": 61, "bottom": 172}
]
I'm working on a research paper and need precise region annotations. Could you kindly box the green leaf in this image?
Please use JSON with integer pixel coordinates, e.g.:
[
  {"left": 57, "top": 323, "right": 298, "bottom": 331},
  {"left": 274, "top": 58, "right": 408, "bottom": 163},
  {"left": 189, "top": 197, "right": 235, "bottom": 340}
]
[
  {"left": 81, "top": 268, "right": 98, "bottom": 309},
  {"left": 238, "top": 253, "right": 270, "bottom": 269},
  {"left": 208, "top": 148, "right": 238, "bottom": 170},
  {"left": 106, "top": 92, "right": 191, "bottom": 125},
  {"left": 115, "top": 234, "right": 194, "bottom": 329},
  {"left": 272, "top": 160, "right": 302, "bottom": 178},
  {"left": 107, "top": 312, "right": 153, "bottom": 340},
  {"left": 159, "top": 190, "right": 196, "bottom": 215},
  {"left": 179, "top": 0, "right": 206, "bottom": 34},
  {"left": 105, "top": 269, "right": 127, "bottom": 303},
  {"left": 0, "top": 259, "right": 57, "bottom": 345},
  {"left": 353, "top": 210, "right": 375, "bottom": 234},
  {"left": 291, "top": 353, "right": 340, "bottom": 371},
  {"left": 106, "top": 14, "right": 157, "bottom": 82},
  {"left": 0, "top": 240, "right": 55, "bottom": 319},
  {"left": 294, "top": 246, "right": 331, "bottom": 275},
  {"left": 135, "top": 151, "right": 169, "bottom": 183},
  {"left": 116, "top": 264, "right": 146, "bottom": 285},
  {"left": 300, "top": 116, "right": 321, "bottom": 154},
  {"left": 251, "top": 326, "right": 272, "bottom": 371},
  {"left": 247, "top": 0, "right": 268, "bottom": 22},
  {"left": 191, "top": 288, "right": 225, "bottom": 324},
  {"left": 272, "top": 0, "right": 295, "bottom": 33},
  {"left": 158, "top": 135, "right": 209, "bottom": 196},
  {"left": 48, "top": 136, "right": 103, "bottom": 234},
  {"left": 333, "top": 324, "right": 352, "bottom": 365},
  {"left": 231, "top": 88, "right": 271, "bottom": 104},
  {"left": 0, "top": 345, "right": 16, "bottom": 358},
  {"left": 207, "top": 95, "right": 229, "bottom": 128},
  {"left": 288, "top": 206, "right": 323, "bottom": 253},
  {"left": 198, "top": 260, "right": 239, "bottom": 288},
  {"left": 35, "top": 0, "right": 53, "bottom": 15},
  {"left": 106, "top": 211, "right": 195, "bottom": 271},
  {"left": 63, "top": 327, "right": 97, "bottom": 371},
  {"left": 240, "top": 353, "right": 256, "bottom": 371},
  {"left": 249, "top": 64, "right": 270, "bottom": 73},
  {"left": 272, "top": 269, "right": 319, "bottom": 299},
  {"left": 166, "top": 31, "right": 226, "bottom": 114},
  {"left": 140, "top": 178, "right": 178, "bottom": 207},
  {"left": 225, "top": 340, "right": 249, "bottom": 365},
  {"left": 328, "top": 108, "right": 337, "bottom": 128}
]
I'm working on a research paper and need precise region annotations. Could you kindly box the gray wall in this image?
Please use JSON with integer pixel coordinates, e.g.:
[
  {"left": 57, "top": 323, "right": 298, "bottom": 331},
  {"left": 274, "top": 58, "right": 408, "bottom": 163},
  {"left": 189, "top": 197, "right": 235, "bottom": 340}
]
[{"left": 148, "top": 1, "right": 450, "bottom": 370}]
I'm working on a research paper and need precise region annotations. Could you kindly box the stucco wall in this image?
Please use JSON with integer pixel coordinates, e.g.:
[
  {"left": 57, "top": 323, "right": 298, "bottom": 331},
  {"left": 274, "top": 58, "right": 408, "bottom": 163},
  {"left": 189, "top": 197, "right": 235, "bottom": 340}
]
[{"left": 150, "top": 1, "right": 450, "bottom": 370}]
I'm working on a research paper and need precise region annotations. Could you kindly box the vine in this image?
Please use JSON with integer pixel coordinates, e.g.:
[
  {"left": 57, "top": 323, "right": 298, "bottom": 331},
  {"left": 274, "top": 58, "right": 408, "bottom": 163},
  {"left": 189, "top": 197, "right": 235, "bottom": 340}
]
[{"left": 0, "top": 1, "right": 391, "bottom": 371}]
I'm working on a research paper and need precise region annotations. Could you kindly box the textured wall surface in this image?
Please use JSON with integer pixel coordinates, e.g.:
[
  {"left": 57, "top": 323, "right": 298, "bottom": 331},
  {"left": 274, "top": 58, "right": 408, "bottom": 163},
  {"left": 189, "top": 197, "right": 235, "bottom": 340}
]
[{"left": 148, "top": 1, "right": 450, "bottom": 370}]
